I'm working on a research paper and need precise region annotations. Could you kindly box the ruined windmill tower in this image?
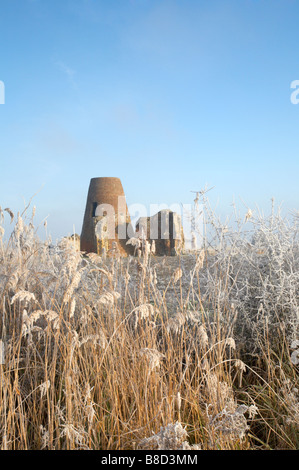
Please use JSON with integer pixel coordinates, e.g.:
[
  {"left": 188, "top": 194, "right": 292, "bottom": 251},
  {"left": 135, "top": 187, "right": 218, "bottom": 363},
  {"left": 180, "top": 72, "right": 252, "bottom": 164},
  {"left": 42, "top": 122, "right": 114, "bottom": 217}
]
[{"left": 80, "top": 177, "right": 134, "bottom": 256}]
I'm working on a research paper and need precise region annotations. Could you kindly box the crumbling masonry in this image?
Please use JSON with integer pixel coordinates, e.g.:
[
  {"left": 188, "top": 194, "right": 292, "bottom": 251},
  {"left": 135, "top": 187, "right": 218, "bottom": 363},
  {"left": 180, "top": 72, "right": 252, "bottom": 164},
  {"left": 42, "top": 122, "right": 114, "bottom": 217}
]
[{"left": 80, "top": 177, "right": 184, "bottom": 256}]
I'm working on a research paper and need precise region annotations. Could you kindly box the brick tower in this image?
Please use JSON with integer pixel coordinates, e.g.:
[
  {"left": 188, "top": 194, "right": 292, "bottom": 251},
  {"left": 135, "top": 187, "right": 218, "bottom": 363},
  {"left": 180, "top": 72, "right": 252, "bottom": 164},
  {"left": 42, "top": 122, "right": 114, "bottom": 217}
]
[{"left": 80, "top": 177, "right": 134, "bottom": 256}]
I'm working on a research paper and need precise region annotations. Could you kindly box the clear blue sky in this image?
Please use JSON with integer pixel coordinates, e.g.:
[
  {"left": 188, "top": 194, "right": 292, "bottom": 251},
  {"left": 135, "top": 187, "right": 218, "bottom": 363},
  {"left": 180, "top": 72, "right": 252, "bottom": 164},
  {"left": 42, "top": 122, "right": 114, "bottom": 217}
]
[{"left": 0, "top": 0, "right": 298, "bottom": 241}]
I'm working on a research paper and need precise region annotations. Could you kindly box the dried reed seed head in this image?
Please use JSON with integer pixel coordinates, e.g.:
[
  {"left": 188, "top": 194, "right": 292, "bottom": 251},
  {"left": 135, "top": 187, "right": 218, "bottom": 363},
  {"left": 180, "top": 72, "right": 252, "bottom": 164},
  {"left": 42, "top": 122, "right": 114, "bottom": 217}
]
[
  {"left": 79, "top": 332, "right": 107, "bottom": 349},
  {"left": 139, "top": 422, "right": 200, "bottom": 450},
  {"left": 185, "top": 310, "right": 201, "bottom": 323},
  {"left": 198, "top": 324, "right": 209, "bottom": 347},
  {"left": 149, "top": 268, "right": 157, "bottom": 285},
  {"left": 21, "top": 309, "right": 51, "bottom": 336},
  {"left": 124, "top": 271, "right": 131, "bottom": 282},
  {"left": 59, "top": 423, "right": 89, "bottom": 448},
  {"left": 11, "top": 290, "right": 36, "bottom": 305},
  {"left": 208, "top": 402, "right": 258, "bottom": 442},
  {"left": 126, "top": 237, "right": 141, "bottom": 248},
  {"left": 4, "top": 207, "right": 14, "bottom": 223},
  {"left": 166, "top": 311, "right": 186, "bottom": 333},
  {"left": 40, "top": 425, "right": 50, "bottom": 450},
  {"left": 208, "top": 405, "right": 250, "bottom": 441},
  {"left": 173, "top": 267, "right": 183, "bottom": 284},
  {"left": 134, "top": 303, "right": 155, "bottom": 318},
  {"left": 290, "top": 340, "right": 299, "bottom": 365},
  {"left": 39, "top": 380, "right": 51, "bottom": 398},
  {"left": 139, "top": 348, "right": 164, "bottom": 371},
  {"left": 245, "top": 208, "right": 253, "bottom": 222},
  {"left": 69, "top": 298, "right": 76, "bottom": 318},
  {"left": 195, "top": 250, "right": 205, "bottom": 271},
  {"left": 205, "top": 374, "right": 236, "bottom": 414},
  {"left": 234, "top": 359, "right": 247, "bottom": 372},
  {"left": 175, "top": 391, "right": 182, "bottom": 411},
  {"left": 87, "top": 252, "right": 103, "bottom": 264},
  {"left": 247, "top": 405, "right": 259, "bottom": 419},
  {"left": 144, "top": 240, "right": 151, "bottom": 255},
  {"left": 137, "top": 258, "right": 143, "bottom": 270},
  {"left": 281, "top": 381, "right": 299, "bottom": 426},
  {"left": 225, "top": 337, "right": 236, "bottom": 350},
  {"left": 98, "top": 290, "right": 121, "bottom": 306},
  {"left": 290, "top": 349, "right": 299, "bottom": 365},
  {"left": 71, "top": 331, "right": 80, "bottom": 348},
  {"left": 201, "top": 357, "right": 210, "bottom": 371},
  {"left": 133, "top": 303, "right": 155, "bottom": 328},
  {"left": 63, "top": 269, "right": 83, "bottom": 303}
]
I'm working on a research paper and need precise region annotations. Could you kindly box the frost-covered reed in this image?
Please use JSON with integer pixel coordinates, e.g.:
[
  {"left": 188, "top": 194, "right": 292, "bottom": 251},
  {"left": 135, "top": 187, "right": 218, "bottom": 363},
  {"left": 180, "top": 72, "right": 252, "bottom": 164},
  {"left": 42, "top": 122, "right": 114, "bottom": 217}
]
[{"left": 0, "top": 198, "right": 298, "bottom": 450}]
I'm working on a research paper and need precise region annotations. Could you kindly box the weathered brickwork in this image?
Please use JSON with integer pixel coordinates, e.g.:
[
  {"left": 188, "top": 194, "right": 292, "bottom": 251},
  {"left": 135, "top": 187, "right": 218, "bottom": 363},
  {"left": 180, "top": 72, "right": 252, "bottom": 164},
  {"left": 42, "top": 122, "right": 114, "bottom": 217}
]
[{"left": 80, "top": 178, "right": 184, "bottom": 257}]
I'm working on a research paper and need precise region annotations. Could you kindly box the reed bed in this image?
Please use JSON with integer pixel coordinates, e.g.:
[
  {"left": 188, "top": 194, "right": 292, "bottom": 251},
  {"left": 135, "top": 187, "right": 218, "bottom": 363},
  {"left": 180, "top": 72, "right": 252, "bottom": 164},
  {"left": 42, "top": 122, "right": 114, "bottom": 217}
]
[{"left": 0, "top": 197, "right": 298, "bottom": 450}]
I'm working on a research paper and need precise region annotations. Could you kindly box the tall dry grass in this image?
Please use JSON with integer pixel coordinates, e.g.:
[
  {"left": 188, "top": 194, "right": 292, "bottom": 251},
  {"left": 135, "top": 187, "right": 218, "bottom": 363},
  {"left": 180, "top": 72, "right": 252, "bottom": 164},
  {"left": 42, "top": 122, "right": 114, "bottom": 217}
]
[{"left": 0, "top": 197, "right": 298, "bottom": 450}]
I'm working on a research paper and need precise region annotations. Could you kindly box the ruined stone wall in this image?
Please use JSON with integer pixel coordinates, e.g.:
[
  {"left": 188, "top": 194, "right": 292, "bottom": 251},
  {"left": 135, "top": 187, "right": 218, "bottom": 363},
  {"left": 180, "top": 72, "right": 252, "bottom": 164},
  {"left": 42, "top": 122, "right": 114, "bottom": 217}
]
[{"left": 136, "top": 209, "right": 185, "bottom": 256}]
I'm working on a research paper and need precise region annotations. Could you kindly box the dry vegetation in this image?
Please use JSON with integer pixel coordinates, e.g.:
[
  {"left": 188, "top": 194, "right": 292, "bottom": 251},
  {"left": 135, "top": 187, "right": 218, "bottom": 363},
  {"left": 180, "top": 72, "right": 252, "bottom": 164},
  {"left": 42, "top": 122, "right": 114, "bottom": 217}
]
[{"left": 0, "top": 196, "right": 298, "bottom": 450}]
